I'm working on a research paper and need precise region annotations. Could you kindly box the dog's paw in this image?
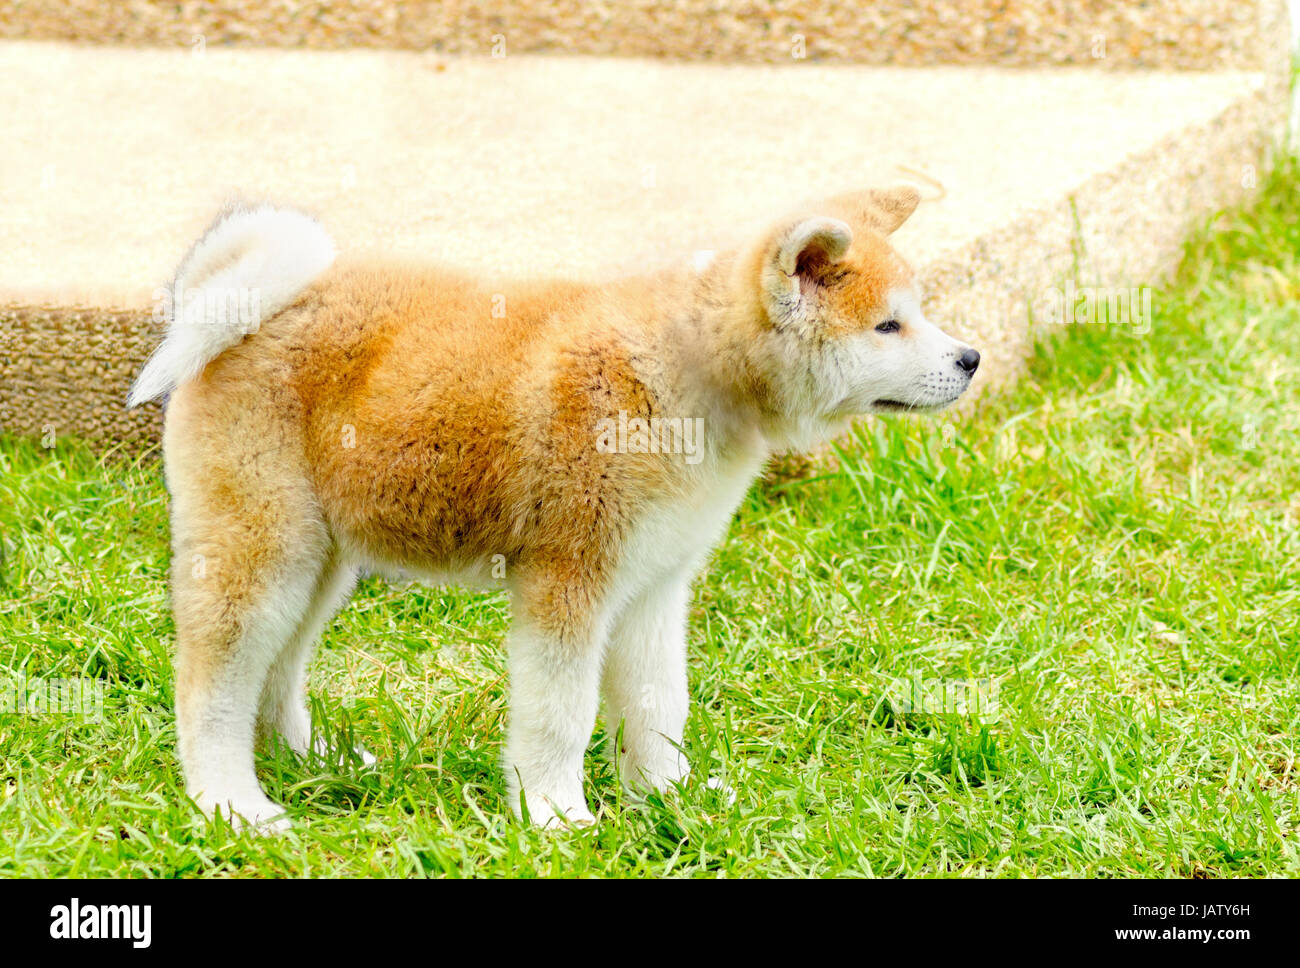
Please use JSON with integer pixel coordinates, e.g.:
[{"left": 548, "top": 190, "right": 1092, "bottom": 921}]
[
  {"left": 623, "top": 766, "right": 737, "bottom": 810},
  {"left": 312, "top": 736, "right": 377, "bottom": 769},
  {"left": 704, "top": 775, "right": 737, "bottom": 807},
  {"left": 541, "top": 808, "right": 596, "bottom": 830},
  {"left": 198, "top": 794, "right": 292, "bottom": 835},
  {"left": 619, "top": 748, "right": 691, "bottom": 795},
  {"left": 517, "top": 791, "right": 596, "bottom": 829}
]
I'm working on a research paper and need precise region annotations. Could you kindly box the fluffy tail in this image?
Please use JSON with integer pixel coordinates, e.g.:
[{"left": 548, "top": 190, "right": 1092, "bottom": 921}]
[{"left": 128, "top": 202, "right": 336, "bottom": 407}]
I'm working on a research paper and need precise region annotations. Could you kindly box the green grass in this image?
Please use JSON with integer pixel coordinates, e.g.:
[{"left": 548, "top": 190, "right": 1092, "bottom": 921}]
[{"left": 3, "top": 161, "right": 1300, "bottom": 878}]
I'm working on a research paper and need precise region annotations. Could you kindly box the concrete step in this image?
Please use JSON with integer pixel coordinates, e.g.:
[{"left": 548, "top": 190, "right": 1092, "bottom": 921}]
[{"left": 0, "top": 40, "right": 1288, "bottom": 444}]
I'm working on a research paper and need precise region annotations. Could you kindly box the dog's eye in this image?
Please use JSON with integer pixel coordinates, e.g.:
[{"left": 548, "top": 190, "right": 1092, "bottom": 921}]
[{"left": 875, "top": 319, "right": 901, "bottom": 334}]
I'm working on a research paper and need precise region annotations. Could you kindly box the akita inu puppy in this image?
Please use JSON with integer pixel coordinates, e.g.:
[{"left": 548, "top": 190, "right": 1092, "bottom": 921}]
[{"left": 130, "top": 186, "right": 979, "bottom": 830}]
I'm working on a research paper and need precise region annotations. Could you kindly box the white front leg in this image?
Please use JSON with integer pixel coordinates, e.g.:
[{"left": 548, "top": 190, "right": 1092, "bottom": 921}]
[
  {"left": 602, "top": 572, "right": 693, "bottom": 791},
  {"left": 504, "top": 620, "right": 603, "bottom": 826}
]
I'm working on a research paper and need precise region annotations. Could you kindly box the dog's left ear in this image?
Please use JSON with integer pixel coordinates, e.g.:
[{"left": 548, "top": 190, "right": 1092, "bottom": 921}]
[
  {"left": 824, "top": 185, "right": 921, "bottom": 235},
  {"left": 864, "top": 186, "right": 921, "bottom": 234}
]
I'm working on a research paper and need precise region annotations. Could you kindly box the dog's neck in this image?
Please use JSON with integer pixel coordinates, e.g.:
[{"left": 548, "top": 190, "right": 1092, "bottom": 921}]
[
  {"left": 653, "top": 248, "right": 839, "bottom": 457},
  {"left": 625, "top": 253, "right": 770, "bottom": 464}
]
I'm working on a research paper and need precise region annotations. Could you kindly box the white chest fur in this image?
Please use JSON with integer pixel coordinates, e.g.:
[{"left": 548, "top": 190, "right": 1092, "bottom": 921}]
[{"left": 606, "top": 445, "right": 766, "bottom": 617}]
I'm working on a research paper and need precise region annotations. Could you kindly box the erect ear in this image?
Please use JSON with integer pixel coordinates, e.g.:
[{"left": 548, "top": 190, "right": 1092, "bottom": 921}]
[
  {"left": 864, "top": 185, "right": 921, "bottom": 234},
  {"left": 776, "top": 217, "right": 853, "bottom": 277},
  {"left": 823, "top": 185, "right": 921, "bottom": 235}
]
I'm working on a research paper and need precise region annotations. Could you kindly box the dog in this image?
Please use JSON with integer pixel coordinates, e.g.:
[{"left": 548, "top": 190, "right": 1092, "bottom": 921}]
[{"left": 129, "top": 186, "right": 979, "bottom": 830}]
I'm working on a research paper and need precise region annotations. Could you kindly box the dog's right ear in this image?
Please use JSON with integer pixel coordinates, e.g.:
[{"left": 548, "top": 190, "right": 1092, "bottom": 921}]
[
  {"left": 760, "top": 216, "right": 853, "bottom": 330},
  {"left": 775, "top": 217, "right": 853, "bottom": 278}
]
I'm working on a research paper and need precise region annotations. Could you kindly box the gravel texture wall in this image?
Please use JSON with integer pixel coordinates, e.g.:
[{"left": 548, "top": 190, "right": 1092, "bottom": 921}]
[{"left": 0, "top": 1, "right": 1290, "bottom": 71}]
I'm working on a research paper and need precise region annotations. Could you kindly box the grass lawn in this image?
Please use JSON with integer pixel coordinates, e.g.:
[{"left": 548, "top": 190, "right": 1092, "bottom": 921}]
[{"left": 2, "top": 161, "right": 1299, "bottom": 878}]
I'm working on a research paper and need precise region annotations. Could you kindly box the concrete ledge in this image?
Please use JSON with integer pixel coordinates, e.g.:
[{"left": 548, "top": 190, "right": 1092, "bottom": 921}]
[{"left": 0, "top": 42, "right": 1289, "bottom": 446}]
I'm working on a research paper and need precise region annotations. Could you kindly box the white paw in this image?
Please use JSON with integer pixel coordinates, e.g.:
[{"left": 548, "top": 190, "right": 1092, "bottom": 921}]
[
  {"left": 312, "top": 736, "right": 377, "bottom": 768},
  {"left": 623, "top": 766, "right": 736, "bottom": 809},
  {"left": 621, "top": 751, "right": 691, "bottom": 794},
  {"left": 705, "top": 776, "right": 737, "bottom": 806},
  {"left": 539, "top": 805, "right": 597, "bottom": 829},
  {"left": 198, "top": 794, "right": 292, "bottom": 835},
  {"left": 517, "top": 791, "right": 596, "bottom": 828}
]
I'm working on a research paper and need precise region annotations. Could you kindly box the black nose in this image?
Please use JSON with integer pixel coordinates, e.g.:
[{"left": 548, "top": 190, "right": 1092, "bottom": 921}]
[{"left": 956, "top": 348, "right": 980, "bottom": 375}]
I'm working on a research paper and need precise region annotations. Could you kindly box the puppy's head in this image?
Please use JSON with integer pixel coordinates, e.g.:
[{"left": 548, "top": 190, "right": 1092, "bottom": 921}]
[{"left": 740, "top": 186, "right": 978, "bottom": 444}]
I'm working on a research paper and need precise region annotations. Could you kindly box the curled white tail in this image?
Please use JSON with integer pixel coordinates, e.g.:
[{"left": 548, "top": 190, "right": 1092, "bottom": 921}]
[{"left": 128, "top": 203, "right": 336, "bottom": 407}]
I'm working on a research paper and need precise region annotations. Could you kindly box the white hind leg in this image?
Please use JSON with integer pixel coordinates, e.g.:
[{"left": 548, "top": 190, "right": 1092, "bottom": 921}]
[
  {"left": 165, "top": 388, "right": 334, "bottom": 834},
  {"left": 256, "top": 553, "right": 359, "bottom": 759},
  {"left": 174, "top": 548, "right": 326, "bottom": 834}
]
